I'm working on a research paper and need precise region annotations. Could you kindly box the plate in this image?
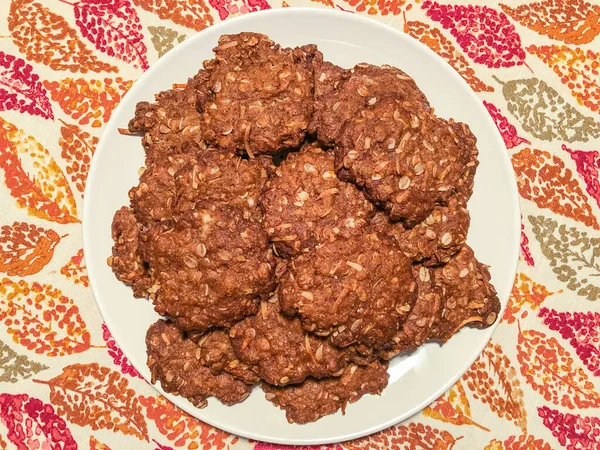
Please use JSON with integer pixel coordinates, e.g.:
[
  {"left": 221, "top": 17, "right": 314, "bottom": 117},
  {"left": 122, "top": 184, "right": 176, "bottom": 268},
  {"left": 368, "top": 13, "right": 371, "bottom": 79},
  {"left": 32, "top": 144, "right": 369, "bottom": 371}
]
[{"left": 83, "top": 8, "right": 520, "bottom": 445}]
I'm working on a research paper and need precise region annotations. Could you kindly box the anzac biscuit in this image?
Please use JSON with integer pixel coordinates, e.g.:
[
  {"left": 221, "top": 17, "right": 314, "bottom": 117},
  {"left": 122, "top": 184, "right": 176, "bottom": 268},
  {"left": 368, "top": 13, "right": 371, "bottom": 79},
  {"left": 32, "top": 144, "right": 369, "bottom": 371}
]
[
  {"left": 310, "top": 63, "right": 430, "bottom": 145},
  {"left": 229, "top": 299, "right": 349, "bottom": 386},
  {"left": 202, "top": 33, "right": 317, "bottom": 156},
  {"left": 140, "top": 203, "right": 275, "bottom": 331},
  {"left": 109, "top": 206, "right": 152, "bottom": 297},
  {"left": 261, "top": 361, "right": 389, "bottom": 424},
  {"left": 279, "top": 233, "right": 416, "bottom": 349},
  {"left": 429, "top": 245, "right": 501, "bottom": 342},
  {"left": 260, "top": 143, "right": 374, "bottom": 257},
  {"left": 335, "top": 97, "right": 477, "bottom": 226},
  {"left": 373, "top": 194, "right": 470, "bottom": 266},
  {"left": 146, "top": 320, "right": 252, "bottom": 408}
]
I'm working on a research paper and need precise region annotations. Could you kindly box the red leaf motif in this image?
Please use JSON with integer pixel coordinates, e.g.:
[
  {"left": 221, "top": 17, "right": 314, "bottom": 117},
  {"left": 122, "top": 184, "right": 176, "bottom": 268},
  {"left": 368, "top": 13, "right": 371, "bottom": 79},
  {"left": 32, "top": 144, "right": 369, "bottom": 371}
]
[
  {"left": 67, "top": 0, "right": 149, "bottom": 70},
  {"left": 563, "top": 144, "right": 600, "bottom": 211},
  {"left": 484, "top": 101, "right": 530, "bottom": 149},
  {"left": 540, "top": 307, "right": 600, "bottom": 378},
  {"left": 0, "top": 393, "right": 77, "bottom": 450},
  {"left": 0, "top": 52, "right": 53, "bottom": 119},
  {"left": 538, "top": 406, "right": 600, "bottom": 448},
  {"left": 208, "top": 0, "right": 271, "bottom": 21},
  {"left": 521, "top": 222, "right": 535, "bottom": 266},
  {"left": 423, "top": 1, "right": 528, "bottom": 69},
  {"left": 102, "top": 323, "right": 142, "bottom": 379}
]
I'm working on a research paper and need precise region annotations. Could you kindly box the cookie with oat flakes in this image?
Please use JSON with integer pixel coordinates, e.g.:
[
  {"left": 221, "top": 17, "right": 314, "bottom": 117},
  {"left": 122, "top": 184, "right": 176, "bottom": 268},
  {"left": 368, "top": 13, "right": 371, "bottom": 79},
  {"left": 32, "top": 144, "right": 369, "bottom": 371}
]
[
  {"left": 129, "top": 151, "right": 270, "bottom": 227},
  {"left": 146, "top": 320, "right": 252, "bottom": 408},
  {"left": 260, "top": 143, "right": 374, "bottom": 258},
  {"left": 371, "top": 194, "right": 470, "bottom": 266},
  {"left": 139, "top": 202, "right": 276, "bottom": 332},
  {"left": 261, "top": 361, "right": 389, "bottom": 424},
  {"left": 278, "top": 232, "right": 416, "bottom": 350},
  {"left": 335, "top": 96, "right": 478, "bottom": 227},
  {"left": 310, "top": 63, "right": 430, "bottom": 145},
  {"left": 109, "top": 206, "right": 153, "bottom": 298},
  {"left": 201, "top": 33, "right": 318, "bottom": 156},
  {"left": 428, "top": 245, "right": 500, "bottom": 342},
  {"left": 229, "top": 298, "right": 349, "bottom": 386}
]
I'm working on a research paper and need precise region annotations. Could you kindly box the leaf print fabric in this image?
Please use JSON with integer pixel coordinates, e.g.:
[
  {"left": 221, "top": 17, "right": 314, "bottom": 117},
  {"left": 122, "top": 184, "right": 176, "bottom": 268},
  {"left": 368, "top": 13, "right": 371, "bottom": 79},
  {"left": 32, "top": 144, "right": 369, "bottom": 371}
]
[
  {"left": 8, "top": 0, "right": 117, "bottom": 73},
  {"left": 0, "top": 118, "right": 79, "bottom": 224},
  {"left": 423, "top": 2, "right": 528, "bottom": 68},
  {"left": 0, "top": 0, "right": 598, "bottom": 448}
]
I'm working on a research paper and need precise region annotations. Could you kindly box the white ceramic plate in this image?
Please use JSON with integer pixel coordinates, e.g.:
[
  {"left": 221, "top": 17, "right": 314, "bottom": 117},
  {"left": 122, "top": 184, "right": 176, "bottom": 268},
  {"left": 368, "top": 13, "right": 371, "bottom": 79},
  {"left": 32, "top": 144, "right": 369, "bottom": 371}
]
[{"left": 83, "top": 8, "right": 520, "bottom": 445}]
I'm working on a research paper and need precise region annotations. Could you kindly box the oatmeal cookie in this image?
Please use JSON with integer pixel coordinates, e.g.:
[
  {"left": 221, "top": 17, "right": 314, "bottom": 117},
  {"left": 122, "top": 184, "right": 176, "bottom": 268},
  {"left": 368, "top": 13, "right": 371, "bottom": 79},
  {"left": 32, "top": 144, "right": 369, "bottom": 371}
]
[
  {"left": 334, "top": 97, "right": 477, "bottom": 226},
  {"left": 310, "top": 63, "right": 430, "bottom": 145},
  {"left": 140, "top": 203, "right": 276, "bottom": 331},
  {"left": 146, "top": 320, "right": 252, "bottom": 408},
  {"left": 129, "top": 151, "right": 270, "bottom": 226},
  {"left": 373, "top": 194, "right": 470, "bottom": 266},
  {"left": 260, "top": 143, "right": 374, "bottom": 257},
  {"left": 229, "top": 299, "right": 349, "bottom": 386},
  {"left": 192, "top": 329, "right": 259, "bottom": 385},
  {"left": 378, "top": 264, "right": 443, "bottom": 359},
  {"left": 261, "top": 361, "right": 389, "bottom": 424},
  {"left": 128, "top": 72, "right": 210, "bottom": 164},
  {"left": 109, "top": 206, "right": 152, "bottom": 297},
  {"left": 202, "top": 33, "right": 318, "bottom": 156},
  {"left": 428, "top": 245, "right": 500, "bottom": 342},
  {"left": 279, "top": 233, "right": 416, "bottom": 349}
]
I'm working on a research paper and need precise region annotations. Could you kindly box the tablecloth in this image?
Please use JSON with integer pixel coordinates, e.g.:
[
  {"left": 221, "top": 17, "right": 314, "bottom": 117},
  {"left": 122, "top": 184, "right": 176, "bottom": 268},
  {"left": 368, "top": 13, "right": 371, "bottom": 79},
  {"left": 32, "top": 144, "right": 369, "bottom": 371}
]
[{"left": 0, "top": 0, "right": 599, "bottom": 448}]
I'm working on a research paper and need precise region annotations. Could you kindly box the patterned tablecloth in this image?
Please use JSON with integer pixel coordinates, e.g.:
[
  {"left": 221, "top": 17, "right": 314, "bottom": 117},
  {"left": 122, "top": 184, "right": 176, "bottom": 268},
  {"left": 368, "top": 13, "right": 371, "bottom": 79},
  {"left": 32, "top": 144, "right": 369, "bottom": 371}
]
[{"left": 0, "top": 0, "right": 599, "bottom": 448}]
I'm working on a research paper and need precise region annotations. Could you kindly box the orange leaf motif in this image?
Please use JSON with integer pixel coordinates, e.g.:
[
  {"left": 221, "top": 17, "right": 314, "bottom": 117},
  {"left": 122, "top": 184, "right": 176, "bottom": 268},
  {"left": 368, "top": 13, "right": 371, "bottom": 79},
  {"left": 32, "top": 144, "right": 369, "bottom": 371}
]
[
  {"left": 132, "top": 0, "right": 213, "bottom": 31},
  {"left": 7, "top": 0, "right": 117, "bottom": 73},
  {"left": 404, "top": 18, "right": 493, "bottom": 92},
  {"left": 423, "top": 380, "right": 489, "bottom": 431},
  {"left": 0, "top": 278, "right": 91, "bottom": 356},
  {"left": 341, "top": 0, "right": 406, "bottom": 16},
  {"left": 344, "top": 421, "right": 460, "bottom": 449},
  {"left": 35, "top": 363, "right": 149, "bottom": 441},
  {"left": 503, "top": 273, "right": 556, "bottom": 324},
  {"left": 527, "top": 44, "right": 600, "bottom": 114},
  {"left": 60, "top": 249, "right": 89, "bottom": 288},
  {"left": 512, "top": 148, "right": 599, "bottom": 230},
  {"left": 485, "top": 434, "right": 553, "bottom": 450},
  {"left": 0, "top": 222, "right": 61, "bottom": 277},
  {"left": 463, "top": 341, "right": 527, "bottom": 432},
  {"left": 500, "top": 0, "right": 600, "bottom": 45},
  {"left": 43, "top": 78, "right": 132, "bottom": 128},
  {"left": 0, "top": 118, "right": 79, "bottom": 224},
  {"left": 517, "top": 326, "right": 600, "bottom": 409},
  {"left": 59, "top": 120, "right": 98, "bottom": 194},
  {"left": 90, "top": 436, "right": 112, "bottom": 450},
  {"left": 139, "top": 395, "right": 232, "bottom": 449}
]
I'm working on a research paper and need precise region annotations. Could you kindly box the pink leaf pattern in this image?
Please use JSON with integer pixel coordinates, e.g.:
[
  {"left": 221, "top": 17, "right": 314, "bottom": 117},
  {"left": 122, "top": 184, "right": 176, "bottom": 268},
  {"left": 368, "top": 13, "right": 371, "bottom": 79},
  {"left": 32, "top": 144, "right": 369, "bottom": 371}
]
[
  {"left": 563, "top": 144, "right": 600, "bottom": 210},
  {"left": 208, "top": 0, "right": 271, "bottom": 21},
  {"left": 0, "top": 393, "right": 77, "bottom": 450},
  {"left": 539, "top": 406, "right": 600, "bottom": 449},
  {"left": 101, "top": 323, "right": 142, "bottom": 379},
  {"left": 540, "top": 307, "right": 600, "bottom": 377},
  {"left": 484, "top": 100, "right": 530, "bottom": 149},
  {"left": 0, "top": 52, "right": 53, "bottom": 119},
  {"left": 423, "top": 2, "right": 528, "bottom": 69},
  {"left": 521, "top": 222, "right": 535, "bottom": 266},
  {"left": 70, "top": 0, "right": 149, "bottom": 70}
]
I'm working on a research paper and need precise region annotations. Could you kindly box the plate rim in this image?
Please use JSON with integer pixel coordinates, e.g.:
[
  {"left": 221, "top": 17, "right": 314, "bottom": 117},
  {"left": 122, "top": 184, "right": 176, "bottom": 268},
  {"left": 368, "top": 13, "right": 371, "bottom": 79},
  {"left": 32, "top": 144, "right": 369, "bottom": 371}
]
[{"left": 83, "top": 7, "right": 521, "bottom": 445}]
